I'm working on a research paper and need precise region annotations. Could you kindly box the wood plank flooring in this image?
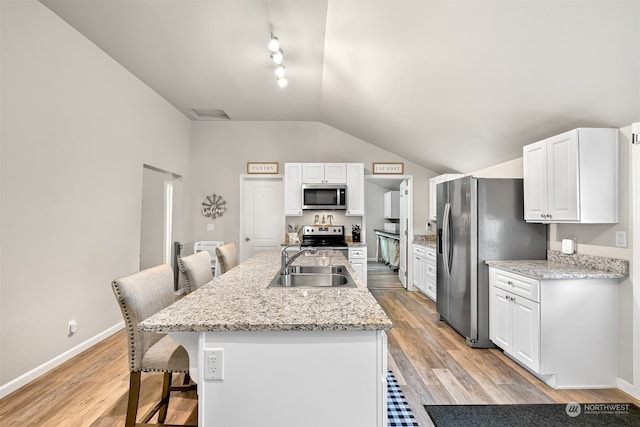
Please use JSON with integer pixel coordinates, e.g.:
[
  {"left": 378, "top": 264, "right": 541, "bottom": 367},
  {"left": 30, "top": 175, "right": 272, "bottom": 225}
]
[
  {"left": 370, "top": 287, "right": 640, "bottom": 427},
  {"left": 1, "top": 264, "right": 637, "bottom": 426}
]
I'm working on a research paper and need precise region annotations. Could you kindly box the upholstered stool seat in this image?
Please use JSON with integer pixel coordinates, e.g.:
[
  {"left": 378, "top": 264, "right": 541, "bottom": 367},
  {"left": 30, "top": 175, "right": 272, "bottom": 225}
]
[
  {"left": 112, "top": 264, "right": 196, "bottom": 427},
  {"left": 215, "top": 243, "right": 238, "bottom": 274},
  {"left": 178, "top": 251, "right": 213, "bottom": 294}
]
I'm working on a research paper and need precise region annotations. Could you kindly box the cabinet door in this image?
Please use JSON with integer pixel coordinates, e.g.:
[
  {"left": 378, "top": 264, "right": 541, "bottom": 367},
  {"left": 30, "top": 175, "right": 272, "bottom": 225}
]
[
  {"left": 383, "top": 191, "right": 400, "bottom": 219},
  {"left": 346, "top": 163, "right": 364, "bottom": 216},
  {"left": 412, "top": 254, "right": 425, "bottom": 291},
  {"left": 323, "top": 163, "right": 347, "bottom": 183},
  {"left": 284, "top": 163, "right": 303, "bottom": 216},
  {"left": 546, "top": 130, "right": 579, "bottom": 221},
  {"left": 490, "top": 287, "right": 513, "bottom": 352},
  {"left": 523, "top": 140, "right": 548, "bottom": 221},
  {"left": 429, "top": 177, "right": 440, "bottom": 221},
  {"left": 512, "top": 296, "right": 540, "bottom": 372},
  {"left": 302, "top": 163, "right": 325, "bottom": 183}
]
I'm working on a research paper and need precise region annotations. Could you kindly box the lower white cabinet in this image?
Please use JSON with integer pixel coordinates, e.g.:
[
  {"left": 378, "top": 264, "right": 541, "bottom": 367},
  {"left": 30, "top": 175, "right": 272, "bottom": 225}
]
[
  {"left": 490, "top": 286, "right": 540, "bottom": 372},
  {"left": 489, "top": 267, "right": 619, "bottom": 389},
  {"left": 412, "top": 244, "right": 436, "bottom": 301},
  {"left": 348, "top": 246, "right": 367, "bottom": 285}
]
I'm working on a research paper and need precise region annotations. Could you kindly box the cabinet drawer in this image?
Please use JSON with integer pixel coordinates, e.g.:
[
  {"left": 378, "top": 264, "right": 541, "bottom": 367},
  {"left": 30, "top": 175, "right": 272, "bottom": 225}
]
[
  {"left": 490, "top": 268, "right": 540, "bottom": 303},
  {"left": 348, "top": 248, "right": 365, "bottom": 259},
  {"left": 424, "top": 248, "right": 436, "bottom": 265},
  {"left": 413, "top": 245, "right": 425, "bottom": 257},
  {"left": 425, "top": 263, "right": 436, "bottom": 283}
]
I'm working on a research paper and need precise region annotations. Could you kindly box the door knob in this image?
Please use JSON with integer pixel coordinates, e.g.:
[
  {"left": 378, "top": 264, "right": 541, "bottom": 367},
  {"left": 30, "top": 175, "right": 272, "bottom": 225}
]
[{"left": 245, "top": 237, "right": 250, "bottom": 241}]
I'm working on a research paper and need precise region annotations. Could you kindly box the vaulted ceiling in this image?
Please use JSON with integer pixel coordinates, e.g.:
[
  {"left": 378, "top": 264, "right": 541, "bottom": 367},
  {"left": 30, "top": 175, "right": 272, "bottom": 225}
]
[{"left": 40, "top": 0, "right": 639, "bottom": 173}]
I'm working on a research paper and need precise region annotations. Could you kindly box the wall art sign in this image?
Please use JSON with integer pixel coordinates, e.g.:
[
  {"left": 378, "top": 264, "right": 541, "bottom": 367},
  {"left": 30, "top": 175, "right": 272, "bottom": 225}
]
[
  {"left": 373, "top": 162, "right": 404, "bottom": 174},
  {"left": 247, "top": 162, "right": 279, "bottom": 174}
]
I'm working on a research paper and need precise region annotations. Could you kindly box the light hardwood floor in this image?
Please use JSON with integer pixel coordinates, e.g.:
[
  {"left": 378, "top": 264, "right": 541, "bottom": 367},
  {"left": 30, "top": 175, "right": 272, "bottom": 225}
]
[{"left": 1, "top": 264, "right": 637, "bottom": 426}]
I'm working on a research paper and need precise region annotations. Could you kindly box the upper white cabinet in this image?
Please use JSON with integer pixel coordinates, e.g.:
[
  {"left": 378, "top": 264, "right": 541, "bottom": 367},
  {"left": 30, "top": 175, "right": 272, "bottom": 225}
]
[
  {"left": 302, "top": 163, "right": 347, "bottom": 184},
  {"left": 284, "top": 163, "right": 303, "bottom": 216},
  {"left": 285, "top": 162, "right": 363, "bottom": 216},
  {"left": 523, "top": 128, "right": 619, "bottom": 223},
  {"left": 429, "top": 174, "right": 463, "bottom": 220},
  {"left": 346, "top": 163, "right": 364, "bottom": 216},
  {"left": 383, "top": 191, "right": 400, "bottom": 219}
]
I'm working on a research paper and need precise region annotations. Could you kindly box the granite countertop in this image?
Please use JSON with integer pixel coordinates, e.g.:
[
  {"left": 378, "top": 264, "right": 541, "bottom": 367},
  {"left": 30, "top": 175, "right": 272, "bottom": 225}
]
[
  {"left": 486, "top": 260, "right": 627, "bottom": 280},
  {"left": 139, "top": 250, "right": 393, "bottom": 333},
  {"left": 413, "top": 240, "right": 436, "bottom": 249}
]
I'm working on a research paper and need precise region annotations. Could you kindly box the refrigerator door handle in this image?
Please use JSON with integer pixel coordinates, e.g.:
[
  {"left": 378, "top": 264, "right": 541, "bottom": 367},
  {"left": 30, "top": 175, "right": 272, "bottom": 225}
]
[{"left": 442, "top": 202, "right": 452, "bottom": 277}]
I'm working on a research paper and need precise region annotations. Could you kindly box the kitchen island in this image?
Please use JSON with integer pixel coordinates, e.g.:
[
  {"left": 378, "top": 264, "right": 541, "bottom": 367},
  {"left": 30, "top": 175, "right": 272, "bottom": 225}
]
[{"left": 140, "top": 250, "right": 392, "bottom": 427}]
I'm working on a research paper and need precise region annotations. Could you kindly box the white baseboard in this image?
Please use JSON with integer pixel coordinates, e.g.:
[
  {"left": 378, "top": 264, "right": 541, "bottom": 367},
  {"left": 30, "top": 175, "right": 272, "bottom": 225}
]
[
  {"left": 617, "top": 377, "right": 640, "bottom": 401},
  {"left": 0, "top": 321, "right": 124, "bottom": 399}
]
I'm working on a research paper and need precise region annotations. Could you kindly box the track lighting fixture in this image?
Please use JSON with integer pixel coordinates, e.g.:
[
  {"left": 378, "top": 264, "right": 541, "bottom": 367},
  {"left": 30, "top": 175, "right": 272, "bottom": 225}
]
[
  {"left": 271, "top": 49, "right": 284, "bottom": 65},
  {"left": 269, "top": 34, "right": 288, "bottom": 87},
  {"left": 268, "top": 35, "right": 280, "bottom": 52}
]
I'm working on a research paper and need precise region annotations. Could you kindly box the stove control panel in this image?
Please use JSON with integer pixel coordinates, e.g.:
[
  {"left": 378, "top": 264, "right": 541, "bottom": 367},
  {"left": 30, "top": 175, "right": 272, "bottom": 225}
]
[{"left": 302, "top": 225, "right": 344, "bottom": 236}]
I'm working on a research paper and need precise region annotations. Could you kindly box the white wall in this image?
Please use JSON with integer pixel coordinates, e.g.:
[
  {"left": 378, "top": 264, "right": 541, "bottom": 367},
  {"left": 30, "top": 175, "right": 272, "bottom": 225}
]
[
  {"left": 0, "top": 1, "right": 191, "bottom": 392},
  {"left": 470, "top": 126, "right": 636, "bottom": 389},
  {"left": 188, "top": 121, "right": 436, "bottom": 255}
]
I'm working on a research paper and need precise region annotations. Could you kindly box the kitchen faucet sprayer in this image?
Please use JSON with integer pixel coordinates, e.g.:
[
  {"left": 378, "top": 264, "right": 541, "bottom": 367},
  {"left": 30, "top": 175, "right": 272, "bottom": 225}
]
[{"left": 280, "top": 245, "right": 317, "bottom": 286}]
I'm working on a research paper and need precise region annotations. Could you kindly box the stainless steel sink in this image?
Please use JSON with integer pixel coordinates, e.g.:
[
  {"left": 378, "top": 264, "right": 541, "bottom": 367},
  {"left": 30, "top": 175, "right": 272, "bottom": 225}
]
[
  {"left": 268, "top": 266, "right": 357, "bottom": 289},
  {"left": 286, "top": 265, "right": 347, "bottom": 275}
]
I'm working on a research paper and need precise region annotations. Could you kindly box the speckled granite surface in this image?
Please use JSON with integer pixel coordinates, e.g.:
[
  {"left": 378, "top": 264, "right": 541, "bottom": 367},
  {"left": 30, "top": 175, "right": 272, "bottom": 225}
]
[
  {"left": 546, "top": 250, "right": 629, "bottom": 275},
  {"left": 486, "top": 259, "right": 627, "bottom": 280},
  {"left": 139, "top": 250, "right": 392, "bottom": 333},
  {"left": 413, "top": 240, "right": 436, "bottom": 249}
]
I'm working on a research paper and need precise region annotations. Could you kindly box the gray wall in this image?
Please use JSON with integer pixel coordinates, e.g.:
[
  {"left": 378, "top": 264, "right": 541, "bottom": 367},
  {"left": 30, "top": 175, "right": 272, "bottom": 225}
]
[
  {"left": 188, "top": 121, "right": 436, "bottom": 256},
  {"left": 1, "top": 1, "right": 191, "bottom": 387}
]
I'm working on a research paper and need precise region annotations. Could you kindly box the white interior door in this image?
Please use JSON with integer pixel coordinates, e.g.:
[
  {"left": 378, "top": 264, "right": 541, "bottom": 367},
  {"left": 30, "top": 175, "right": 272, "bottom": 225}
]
[
  {"left": 398, "top": 179, "right": 413, "bottom": 288},
  {"left": 240, "top": 176, "right": 284, "bottom": 262}
]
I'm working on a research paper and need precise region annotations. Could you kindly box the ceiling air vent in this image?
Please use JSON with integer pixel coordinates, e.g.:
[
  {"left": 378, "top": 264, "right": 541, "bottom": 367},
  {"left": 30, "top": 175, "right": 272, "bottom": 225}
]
[{"left": 187, "top": 109, "right": 231, "bottom": 121}]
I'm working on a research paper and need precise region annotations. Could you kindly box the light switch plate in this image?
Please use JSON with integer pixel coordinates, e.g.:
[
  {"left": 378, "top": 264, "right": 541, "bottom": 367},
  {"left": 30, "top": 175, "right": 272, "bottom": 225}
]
[
  {"left": 615, "top": 231, "right": 627, "bottom": 248},
  {"left": 206, "top": 223, "right": 215, "bottom": 231}
]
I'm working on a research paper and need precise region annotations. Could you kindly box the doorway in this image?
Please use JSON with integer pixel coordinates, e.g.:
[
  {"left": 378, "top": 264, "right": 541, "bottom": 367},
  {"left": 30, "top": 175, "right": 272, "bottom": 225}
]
[
  {"left": 140, "top": 165, "right": 182, "bottom": 271},
  {"left": 365, "top": 175, "right": 414, "bottom": 289},
  {"left": 239, "top": 176, "right": 284, "bottom": 262}
]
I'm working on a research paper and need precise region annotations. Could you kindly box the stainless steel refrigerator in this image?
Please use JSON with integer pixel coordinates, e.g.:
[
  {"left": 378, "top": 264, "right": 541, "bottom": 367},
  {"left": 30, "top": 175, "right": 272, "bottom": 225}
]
[{"left": 436, "top": 176, "right": 546, "bottom": 348}]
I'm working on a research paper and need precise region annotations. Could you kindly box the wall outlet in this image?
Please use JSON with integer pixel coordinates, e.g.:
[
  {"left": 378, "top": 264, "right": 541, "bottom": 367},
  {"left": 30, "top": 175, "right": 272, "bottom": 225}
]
[
  {"left": 204, "top": 348, "right": 224, "bottom": 380},
  {"left": 206, "top": 223, "right": 215, "bottom": 231},
  {"left": 67, "top": 319, "right": 78, "bottom": 337},
  {"left": 615, "top": 231, "right": 627, "bottom": 248}
]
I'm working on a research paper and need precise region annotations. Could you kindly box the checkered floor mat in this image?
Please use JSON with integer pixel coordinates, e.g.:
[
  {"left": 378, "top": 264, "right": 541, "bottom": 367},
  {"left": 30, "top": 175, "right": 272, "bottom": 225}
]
[{"left": 387, "top": 371, "right": 419, "bottom": 427}]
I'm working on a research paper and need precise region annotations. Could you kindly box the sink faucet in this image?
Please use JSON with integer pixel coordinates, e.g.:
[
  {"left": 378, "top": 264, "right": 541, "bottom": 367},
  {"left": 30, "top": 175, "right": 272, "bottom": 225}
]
[{"left": 281, "top": 245, "right": 317, "bottom": 283}]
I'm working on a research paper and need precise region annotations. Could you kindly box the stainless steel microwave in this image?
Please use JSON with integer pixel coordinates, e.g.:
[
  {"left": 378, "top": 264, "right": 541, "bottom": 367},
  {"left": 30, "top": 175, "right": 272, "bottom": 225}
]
[{"left": 302, "top": 184, "right": 347, "bottom": 210}]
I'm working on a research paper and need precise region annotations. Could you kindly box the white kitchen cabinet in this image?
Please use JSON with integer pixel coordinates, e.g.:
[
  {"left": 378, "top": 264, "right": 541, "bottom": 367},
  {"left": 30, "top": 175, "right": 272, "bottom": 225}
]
[
  {"left": 523, "top": 128, "right": 619, "bottom": 223},
  {"left": 413, "top": 244, "right": 436, "bottom": 301},
  {"left": 488, "top": 267, "right": 619, "bottom": 389},
  {"left": 284, "top": 163, "right": 303, "bottom": 216},
  {"left": 490, "top": 285, "right": 540, "bottom": 372},
  {"left": 346, "top": 163, "right": 364, "bottom": 216},
  {"left": 423, "top": 246, "right": 437, "bottom": 301},
  {"left": 383, "top": 191, "right": 400, "bottom": 219},
  {"left": 429, "top": 174, "right": 463, "bottom": 221},
  {"left": 412, "top": 245, "right": 426, "bottom": 293},
  {"left": 348, "top": 246, "right": 367, "bottom": 285},
  {"left": 302, "top": 163, "right": 347, "bottom": 184}
]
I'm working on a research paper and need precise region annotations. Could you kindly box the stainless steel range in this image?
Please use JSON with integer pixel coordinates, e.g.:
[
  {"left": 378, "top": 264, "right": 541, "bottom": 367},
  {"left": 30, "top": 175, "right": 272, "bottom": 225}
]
[{"left": 300, "top": 225, "right": 347, "bottom": 248}]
